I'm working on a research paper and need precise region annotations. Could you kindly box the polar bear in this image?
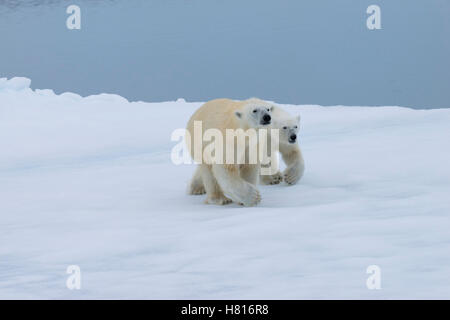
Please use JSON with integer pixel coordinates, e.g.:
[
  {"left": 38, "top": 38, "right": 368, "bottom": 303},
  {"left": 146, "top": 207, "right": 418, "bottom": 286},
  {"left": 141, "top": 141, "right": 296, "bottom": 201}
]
[
  {"left": 186, "top": 98, "right": 274, "bottom": 206},
  {"left": 260, "top": 107, "right": 305, "bottom": 186}
]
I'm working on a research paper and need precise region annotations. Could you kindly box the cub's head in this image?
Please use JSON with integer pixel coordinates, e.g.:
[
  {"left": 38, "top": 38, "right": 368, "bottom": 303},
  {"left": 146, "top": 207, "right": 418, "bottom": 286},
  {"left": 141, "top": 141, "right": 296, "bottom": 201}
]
[
  {"left": 276, "top": 115, "right": 300, "bottom": 144},
  {"left": 235, "top": 99, "right": 274, "bottom": 129}
]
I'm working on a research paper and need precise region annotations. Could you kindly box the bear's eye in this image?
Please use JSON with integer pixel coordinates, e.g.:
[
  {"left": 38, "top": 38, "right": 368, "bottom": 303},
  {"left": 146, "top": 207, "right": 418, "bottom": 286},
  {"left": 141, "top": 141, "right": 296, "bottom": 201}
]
[
  {"left": 283, "top": 126, "right": 287, "bottom": 130},
  {"left": 266, "top": 108, "right": 270, "bottom": 112},
  {"left": 294, "top": 126, "right": 298, "bottom": 129},
  {"left": 253, "top": 109, "right": 257, "bottom": 113}
]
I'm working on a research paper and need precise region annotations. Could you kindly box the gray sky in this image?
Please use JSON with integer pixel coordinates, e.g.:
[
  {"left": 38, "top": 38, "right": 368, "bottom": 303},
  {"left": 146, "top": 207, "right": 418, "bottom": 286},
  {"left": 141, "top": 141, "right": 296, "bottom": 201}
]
[{"left": 1, "top": 0, "right": 449, "bottom": 108}]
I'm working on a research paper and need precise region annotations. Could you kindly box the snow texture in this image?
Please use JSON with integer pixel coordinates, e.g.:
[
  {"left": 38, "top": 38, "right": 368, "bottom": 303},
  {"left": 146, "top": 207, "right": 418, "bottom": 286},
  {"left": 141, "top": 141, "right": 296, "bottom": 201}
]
[{"left": 1, "top": 77, "right": 450, "bottom": 299}]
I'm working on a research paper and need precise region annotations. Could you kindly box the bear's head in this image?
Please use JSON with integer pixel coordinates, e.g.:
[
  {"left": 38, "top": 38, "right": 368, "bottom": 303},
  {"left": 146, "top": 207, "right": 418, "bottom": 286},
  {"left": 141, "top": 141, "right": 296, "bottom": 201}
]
[
  {"left": 276, "top": 114, "right": 301, "bottom": 145},
  {"left": 234, "top": 99, "right": 274, "bottom": 129}
]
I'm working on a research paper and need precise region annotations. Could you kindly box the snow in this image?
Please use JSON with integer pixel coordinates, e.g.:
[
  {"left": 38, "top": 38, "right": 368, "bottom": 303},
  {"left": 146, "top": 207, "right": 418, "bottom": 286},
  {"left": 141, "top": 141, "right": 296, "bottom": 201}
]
[{"left": 1, "top": 77, "right": 450, "bottom": 299}]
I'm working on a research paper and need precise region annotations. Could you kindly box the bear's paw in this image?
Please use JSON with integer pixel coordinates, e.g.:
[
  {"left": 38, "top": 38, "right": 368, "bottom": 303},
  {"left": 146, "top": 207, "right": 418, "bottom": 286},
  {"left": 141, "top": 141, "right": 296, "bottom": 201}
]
[
  {"left": 261, "top": 172, "right": 283, "bottom": 185},
  {"left": 283, "top": 165, "right": 301, "bottom": 185},
  {"left": 205, "top": 195, "right": 233, "bottom": 205},
  {"left": 238, "top": 184, "right": 261, "bottom": 207},
  {"left": 189, "top": 183, "right": 206, "bottom": 195}
]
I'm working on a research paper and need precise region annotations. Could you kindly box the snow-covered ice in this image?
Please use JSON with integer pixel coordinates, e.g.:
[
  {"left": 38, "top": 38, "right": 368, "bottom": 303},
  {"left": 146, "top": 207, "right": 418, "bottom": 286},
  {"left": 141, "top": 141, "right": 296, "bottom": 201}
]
[{"left": 1, "top": 77, "right": 449, "bottom": 299}]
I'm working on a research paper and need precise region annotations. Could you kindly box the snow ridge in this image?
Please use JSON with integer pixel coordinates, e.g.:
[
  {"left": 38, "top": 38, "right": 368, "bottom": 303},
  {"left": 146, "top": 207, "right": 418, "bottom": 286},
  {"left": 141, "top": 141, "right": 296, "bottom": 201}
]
[{"left": 1, "top": 77, "right": 450, "bottom": 299}]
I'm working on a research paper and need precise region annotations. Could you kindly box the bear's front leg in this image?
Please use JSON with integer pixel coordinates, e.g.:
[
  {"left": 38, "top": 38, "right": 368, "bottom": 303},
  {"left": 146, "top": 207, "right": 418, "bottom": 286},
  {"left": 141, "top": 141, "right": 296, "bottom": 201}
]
[
  {"left": 260, "top": 148, "right": 281, "bottom": 185},
  {"left": 283, "top": 161, "right": 304, "bottom": 185},
  {"left": 281, "top": 146, "right": 305, "bottom": 185},
  {"left": 212, "top": 164, "right": 261, "bottom": 206},
  {"left": 260, "top": 171, "right": 283, "bottom": 185}
]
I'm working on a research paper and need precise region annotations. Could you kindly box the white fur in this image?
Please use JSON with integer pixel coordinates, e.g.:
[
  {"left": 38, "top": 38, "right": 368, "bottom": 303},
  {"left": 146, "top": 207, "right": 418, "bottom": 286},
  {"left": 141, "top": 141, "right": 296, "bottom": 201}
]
[
  {"left": 260, "top": 106, "right": 305, "bottom": 185},
  {"left": 187, "top": 98, "right": 273, "bottom": 206}
]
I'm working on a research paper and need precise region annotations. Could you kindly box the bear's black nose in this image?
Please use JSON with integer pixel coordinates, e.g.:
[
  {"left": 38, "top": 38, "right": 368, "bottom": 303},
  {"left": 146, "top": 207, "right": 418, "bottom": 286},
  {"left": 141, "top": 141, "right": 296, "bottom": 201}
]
[
  {"left": 290, "top": 134, "right": 297, "bottom": 141},
  {"left": 263, "top": 114, "right": 271, "bottom": 123}
]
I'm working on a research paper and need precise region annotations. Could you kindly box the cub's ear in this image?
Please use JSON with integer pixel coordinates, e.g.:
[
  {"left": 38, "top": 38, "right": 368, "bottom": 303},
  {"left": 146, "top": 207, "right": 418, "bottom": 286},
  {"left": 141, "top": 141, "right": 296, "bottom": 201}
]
[
  {"left": 296, "top": 115, "right": 301, "bottom": 123},
  {"left": 235, "top": 111, "right": 242, "bottom": 119}
]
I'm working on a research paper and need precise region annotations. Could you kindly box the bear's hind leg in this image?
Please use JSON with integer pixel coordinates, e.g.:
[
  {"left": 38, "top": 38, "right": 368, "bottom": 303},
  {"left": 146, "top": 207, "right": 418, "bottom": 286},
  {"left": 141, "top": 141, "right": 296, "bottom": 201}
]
[
  {"left": 188, "top": 165, "right": 206, "bottom": 195},
  {"left": 201, "top": 165, "right": 232, "bottom": 205},
  {"left": 240, "top": 164, "right": 260, "bottom": 186}
]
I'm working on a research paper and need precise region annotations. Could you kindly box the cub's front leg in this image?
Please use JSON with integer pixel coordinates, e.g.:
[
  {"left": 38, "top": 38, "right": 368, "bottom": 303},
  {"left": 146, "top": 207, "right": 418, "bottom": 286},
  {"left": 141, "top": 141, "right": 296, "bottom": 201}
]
[
  {"left": 283, "top": 163, "right": 303, "bottom": 185},
  {"left": 260, "top": 171, "right": 283, "bottom": 185},
  {"left": 281, "top": 147, "right": 305, "bottom": 185},
  {"left": 259, "top": 150, "right": 282, "bottom": 185}
]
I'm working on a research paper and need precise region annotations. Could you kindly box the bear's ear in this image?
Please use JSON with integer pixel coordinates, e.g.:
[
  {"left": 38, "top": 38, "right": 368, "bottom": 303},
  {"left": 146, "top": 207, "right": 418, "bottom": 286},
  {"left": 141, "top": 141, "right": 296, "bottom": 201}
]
[
  {"left": 295, "top": 115, "right": 301, "bottom": 123},
  {"left": 235, "top": 111, "right": 242, "bottom": 119},
  {"left": 269, "top": 106, "right": 274, "bottom": 112}
]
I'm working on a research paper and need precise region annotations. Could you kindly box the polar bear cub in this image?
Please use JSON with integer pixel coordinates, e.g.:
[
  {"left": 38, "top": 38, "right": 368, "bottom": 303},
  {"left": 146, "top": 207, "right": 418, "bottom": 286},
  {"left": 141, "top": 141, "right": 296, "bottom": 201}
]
[
  {"left": 186, "top": 98, "right": 274, "bottom": 206},
  {"left": 260, "top": 106, "right": 305, "bottom": 186}
]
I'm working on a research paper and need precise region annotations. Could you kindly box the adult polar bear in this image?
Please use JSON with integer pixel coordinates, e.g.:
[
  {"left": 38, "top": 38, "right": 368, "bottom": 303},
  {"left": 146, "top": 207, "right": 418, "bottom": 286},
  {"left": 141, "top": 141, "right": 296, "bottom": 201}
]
[
  {"left": 188, "top": 103, "right": 305, "bottom": 192},
  {"left": 186, "top": 98, "right": 274, "bottom": 206}
]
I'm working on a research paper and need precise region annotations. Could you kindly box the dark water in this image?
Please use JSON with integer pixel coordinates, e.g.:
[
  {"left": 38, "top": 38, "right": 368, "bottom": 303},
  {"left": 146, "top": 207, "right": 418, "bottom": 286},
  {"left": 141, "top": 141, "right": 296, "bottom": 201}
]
[{"left": 1, "top": 0, "right": 449, "bottom": 108}]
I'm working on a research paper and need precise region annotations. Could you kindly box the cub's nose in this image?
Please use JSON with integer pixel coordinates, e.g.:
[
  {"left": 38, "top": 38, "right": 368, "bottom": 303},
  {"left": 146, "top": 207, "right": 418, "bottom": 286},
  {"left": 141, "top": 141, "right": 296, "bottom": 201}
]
[
  {"left": 289, "top": 134, "right": 297, "bottom": 142},
  {"left": 263, "top": 114, "right": 271, "bottom": 123}
]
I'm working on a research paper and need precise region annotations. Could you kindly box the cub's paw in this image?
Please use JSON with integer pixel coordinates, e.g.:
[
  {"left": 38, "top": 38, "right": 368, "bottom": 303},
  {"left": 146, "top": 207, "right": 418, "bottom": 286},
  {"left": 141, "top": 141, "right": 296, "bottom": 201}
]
[
  {"left": 283, "top": 166, "right": 301, "bottom": 185},
  {"left": 238, "top": 184, "right": 261, "bottom": 207},
  {"left": 205, "top": 195, "right": 233, "bottom": 205},
  {"left": 188, "top": 182, "right": 206, "bottom": 195},
  {"left": 261, "top": 172, "right": 283, "bottom": 185}
]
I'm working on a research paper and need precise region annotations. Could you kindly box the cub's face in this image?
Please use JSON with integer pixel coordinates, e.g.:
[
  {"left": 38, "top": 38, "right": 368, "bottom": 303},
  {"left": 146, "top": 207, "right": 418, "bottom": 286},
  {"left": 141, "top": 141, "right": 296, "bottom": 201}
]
[
  {"left": 277, "top": 116, "right": 300, "bottom": 144},
  {"left": 235, "top": 104, "right": 274, "bottom": 128}
]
